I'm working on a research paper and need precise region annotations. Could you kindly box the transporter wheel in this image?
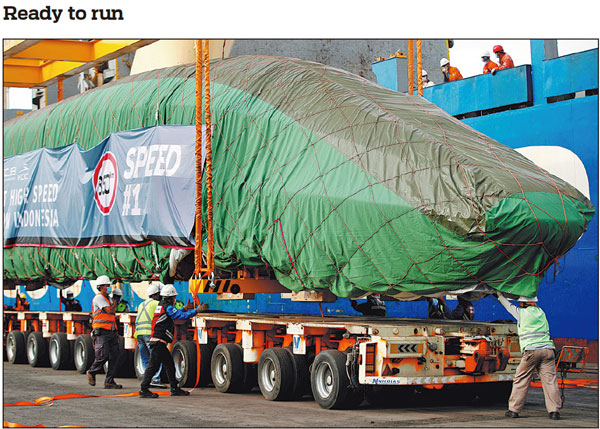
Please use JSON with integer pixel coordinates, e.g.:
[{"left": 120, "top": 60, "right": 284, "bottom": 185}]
[
  {"left": 172, "top": 340, "right": 214, "bottom": 387},
  {"left": 112, "top": 336, "right": 135, "bottom": 378},
  {"left": 211, "top": 343, "right": 245, "bottom": 393},
  {"left": 284, "top": 347, "right": 310, "bottom": 399},
  {"left": 74, "top": 334, "right": 94, "bottom": 374},
  {"left": 311, "top": 350, "right": 362, "bottom": 409},
  {"left": 239, "top": 361, "right": 258, "bottom": 393},
  {"left": 133, "top": 345, "right": 146, "bottom": 380},
  {"left": 257, "top": 348, "right": 295, "bottom": 401},
  {"left": 6, "top": 331, "right": 27, "bottom": 364},
  {"left": 27, "top": 332, "right": 50, "bottom": 367},
  {"left": 49, "top": 333, "right": 74, "bottom": 370}
]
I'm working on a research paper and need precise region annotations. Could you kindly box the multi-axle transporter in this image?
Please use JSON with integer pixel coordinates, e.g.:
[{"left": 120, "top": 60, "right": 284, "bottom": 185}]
[{"left": 4, "top": 308, "right": 518, "bottom": 409}]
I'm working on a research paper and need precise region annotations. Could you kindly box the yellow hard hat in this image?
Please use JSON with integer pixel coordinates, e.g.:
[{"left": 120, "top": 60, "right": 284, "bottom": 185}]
[{"left": 20, "top": 293, "right": 26, "bottom": 299}]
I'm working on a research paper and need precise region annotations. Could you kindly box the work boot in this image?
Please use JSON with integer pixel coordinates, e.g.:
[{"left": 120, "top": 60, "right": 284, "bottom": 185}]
[
  {"left": 549, "top": 412, "right": 560, "bottom": 420},
  {"left": 170, "top": 387, "right": 190, "bottom": 396},
  {"left": 87, "top": 371, "right": 96, "bottom": 386},
  {"left": 104, "top": 381, "right": 123, "bottom": 389},
  {"left": 504, "top": 410, "right": 519, "bottom": 418},
  {"left": 139, "top": 389, "right": 159, "bottom": 398}
]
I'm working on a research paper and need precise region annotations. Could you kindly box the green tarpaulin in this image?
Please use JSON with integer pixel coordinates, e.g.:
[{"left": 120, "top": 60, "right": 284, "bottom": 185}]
[{"left": 3, "top": 55, "right": 594, "bottom": 298}]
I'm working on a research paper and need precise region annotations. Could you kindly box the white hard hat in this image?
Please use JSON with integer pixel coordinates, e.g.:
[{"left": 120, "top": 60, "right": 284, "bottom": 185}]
[
  {"left": 518, "top": 296, "right": 538, "bottom": 302},
  {"left": 95, "top": 275, "right": 111, "bottom": 289},
  {"left": 160, "top": 284, "right": 177, "bottom": 297},
  {"left": 147, "top": 283, "right": 160, "bottom": 296},
  {"left": 481, "top": 50, "right": 491, "bottom": 58},
  {"left": 422, "top": 69, "right": 428, "bottom": 77},
  {"left": 440, "top": 58, "right": 450, "bottom": 67},
  {"left": 112, "top": 288, "right": 122, "bottom": 296}
]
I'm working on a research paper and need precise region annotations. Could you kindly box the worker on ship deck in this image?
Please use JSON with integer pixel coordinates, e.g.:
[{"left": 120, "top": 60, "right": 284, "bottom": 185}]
[
  {"left": 496, "top": 292, "right": 561, "bottom": 421},
  {"left": 491, "top": 45, "right": 514, "bottom": 75},
  {"left": 422, "top": 69, "right": 435, "bottom": 87},
  {"left": 481, "top": 50, "right": 499, "bottom": 74},
  {"left": 440, "top": 58, "right": 463, "bottom": 82}
]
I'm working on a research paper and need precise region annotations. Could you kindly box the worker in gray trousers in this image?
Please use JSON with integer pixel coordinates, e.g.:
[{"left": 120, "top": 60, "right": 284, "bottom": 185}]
[{"left": 496, "top": 292, "right": 562, "bottom": 420}]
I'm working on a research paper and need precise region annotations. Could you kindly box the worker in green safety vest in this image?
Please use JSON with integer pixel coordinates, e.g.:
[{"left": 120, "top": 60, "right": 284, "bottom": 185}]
[
  {"left": 135, "top": 283, "right": 164, "bottom": 387},
  {"left": 496, "top": 292, "right": 561, "bottom": 421},
  {"left": 112, "top": 288, "right": 130, "bottom": 312}
]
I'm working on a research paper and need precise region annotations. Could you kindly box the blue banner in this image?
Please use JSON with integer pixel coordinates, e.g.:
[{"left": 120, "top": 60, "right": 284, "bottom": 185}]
[{"left": 4, "top": 126, "right": 201, "bottom": 248}]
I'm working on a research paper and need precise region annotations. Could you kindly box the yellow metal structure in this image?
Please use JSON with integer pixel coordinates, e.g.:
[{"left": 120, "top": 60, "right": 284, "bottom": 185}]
[{"left": 3, "top": 39, "right": 158, "bottom": 88}]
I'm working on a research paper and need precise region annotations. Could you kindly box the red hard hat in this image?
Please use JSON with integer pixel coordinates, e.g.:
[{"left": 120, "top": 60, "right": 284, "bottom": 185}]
[{"left": 493, "top": 45, "right": 503, "bottom": 53}]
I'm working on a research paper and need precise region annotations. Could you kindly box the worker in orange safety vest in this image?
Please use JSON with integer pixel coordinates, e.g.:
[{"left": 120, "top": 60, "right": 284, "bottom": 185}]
[
  {"left": 86, "top": 275, "right": 122, "bottom": 389},
  {"left": 15, "top": 293, "right": 30, "bottom": 311},
  {"left": 440, "top": 58, "right": 463, "bottom": 82},
  {"left": 491, "top": 45, "right": 514, "bottom": 75},
  {"left": 481, "top": 50, "right": 499, "bottom": 74}
]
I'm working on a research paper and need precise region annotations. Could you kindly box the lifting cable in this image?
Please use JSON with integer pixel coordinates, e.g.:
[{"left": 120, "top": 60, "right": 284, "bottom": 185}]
[{"left": 188, "top": 39, "right": 213, "bottom": 393}]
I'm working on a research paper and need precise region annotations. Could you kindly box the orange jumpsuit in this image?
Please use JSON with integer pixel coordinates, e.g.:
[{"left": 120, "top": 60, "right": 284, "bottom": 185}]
[
  {"left": 443, "top": 66, "right": 463, "bottom": 82},
  {"left": 483, "top": 60, "right": 498, "bottom": 74},
  {"left": 497, "top": 53, "right": 514, "bottom": 70}
]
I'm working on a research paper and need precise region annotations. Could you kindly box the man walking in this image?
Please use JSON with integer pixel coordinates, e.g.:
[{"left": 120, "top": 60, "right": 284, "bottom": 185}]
[
  {"left": 87, "top": 275, "right": 122, "bottom": 389},
  {"left": 497, "top": 292, "right": 561, "bottom": 420}
]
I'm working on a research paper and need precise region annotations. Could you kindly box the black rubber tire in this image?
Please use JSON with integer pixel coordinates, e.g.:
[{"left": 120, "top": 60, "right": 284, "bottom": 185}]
[
  {"left": 6, "top": 331, "right": 27, "bottom": 364},
  {"left": 172, "top": 340, "right": 214, "bottom": 387},
  {"left": 114, "top": 336, "right": 135, "bottom": 378},
  {"left": 133, "top": 344, "right": 145, "bottom": 380},
  {"left": 74, "top": 334, "right": 95, "bottom": 374},
  {"left": 257, "top": 348, "right": 295, "bottom": 401},
  {"left": 211, "top": 343, "right": 245, "bottom": 393},
  {"left": 284, "top": 347, "right": 310, "bottom": 400},
  {"left": 311, "top": 350, "right": 358, "bottom": 409},
  {"left": 49, "top": 333, "right": 74, "bottom": 370},
  {"left": 239, "top": 361, "right": 258, "bottom": 393},
  {"left": 27, "top": 332, "right": 50, "bottom": 367}
]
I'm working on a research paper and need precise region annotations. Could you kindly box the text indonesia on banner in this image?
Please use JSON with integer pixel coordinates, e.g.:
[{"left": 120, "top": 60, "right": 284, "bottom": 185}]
[{"left": 3, "top": 126, "right": 204, "bottom": 249}]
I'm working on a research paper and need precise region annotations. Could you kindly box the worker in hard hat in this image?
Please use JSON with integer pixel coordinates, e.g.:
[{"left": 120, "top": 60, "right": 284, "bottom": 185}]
[
  {"left": 87, "top": 275, "right": 122, "bottom": 389},
  {"left": 491, "top": 45, "right": 514, "bottom": 75},
  {"left": 496, "top": 292, "right": 561, "bottom": 421},
  {"left": 61, "top": 290, "right": 82, "bottom": 312},
  {"left": 112, "top": 288, "right": 130, "bottom": 313},
  {"left": 427, "top": 296, "right": 448, "bottom": 319},
  {"left": 15, "top": 293, "right": 30, "bottom": 311},
  {"left": 440, "top": 58, "right": 463, "bottom": 82},
  {"left": 447, "top": 296, "right": 475, "bottom": 320},
  {"left": 139, "top": 284, "right": 206, "bottom": 398},
  {"left": 422, "top": 69, "right": 435, "bottom": 88},
  {"left": 481, "top": 50, "right": 498, "bottom": 74},
  {"left": 135, "top": 283, "right": 165, "bottom": 388},
  {"left": 351, "top": 293, "right": 386, "bottom": 317}
]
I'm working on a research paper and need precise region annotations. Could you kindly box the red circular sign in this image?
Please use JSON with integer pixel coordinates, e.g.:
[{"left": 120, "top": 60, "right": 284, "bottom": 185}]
[{"left": 93, "top": 152, "right": 118, "bottom": 215}]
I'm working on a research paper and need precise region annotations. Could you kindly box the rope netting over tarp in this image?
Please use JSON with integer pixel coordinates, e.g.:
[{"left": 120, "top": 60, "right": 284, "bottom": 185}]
[{"left": 3, "top": 55, "right": 595, "bottom": 298}]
